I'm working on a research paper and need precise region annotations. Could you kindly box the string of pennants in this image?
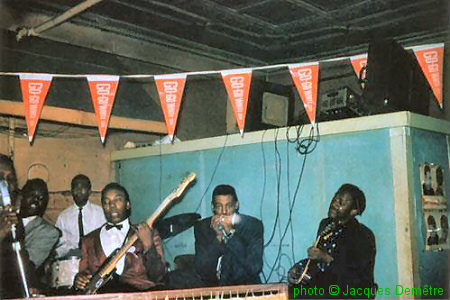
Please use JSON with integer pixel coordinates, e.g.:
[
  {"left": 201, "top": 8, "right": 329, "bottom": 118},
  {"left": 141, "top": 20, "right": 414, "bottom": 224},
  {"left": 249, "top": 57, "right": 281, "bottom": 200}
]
[{"left": 2, "top": 43, "right": 444, "bottom": 144}]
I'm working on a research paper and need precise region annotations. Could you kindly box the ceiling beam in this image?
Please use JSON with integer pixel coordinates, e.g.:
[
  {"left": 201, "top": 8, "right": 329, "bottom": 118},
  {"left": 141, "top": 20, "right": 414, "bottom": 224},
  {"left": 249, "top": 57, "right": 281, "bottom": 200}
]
[
  {"left": 4, "top": 9, "right": 263, "bottom": 69},
  {"left": 0, "top": 100, "right": 167, "bottom": 134},
  {"left": 16, "top": 0, "right": 105, "bottom": 40}
]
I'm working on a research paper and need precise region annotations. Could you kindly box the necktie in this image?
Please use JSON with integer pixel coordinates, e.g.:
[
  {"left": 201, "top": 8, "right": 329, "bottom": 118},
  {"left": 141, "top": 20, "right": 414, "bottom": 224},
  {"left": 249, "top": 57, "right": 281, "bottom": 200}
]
[
  {"left": 78, "top": 207, "right": 84, "bottom": 248},
  {"left": 105, "top": 223, "right": 123, "bottom": 231}
]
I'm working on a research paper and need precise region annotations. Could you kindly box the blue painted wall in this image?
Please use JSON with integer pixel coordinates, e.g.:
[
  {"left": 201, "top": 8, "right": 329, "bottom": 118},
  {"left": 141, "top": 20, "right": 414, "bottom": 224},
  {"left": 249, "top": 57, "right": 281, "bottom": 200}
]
[
  {"left": 116, "top": 127, "right": 399, "bottom": 297},
  {"left": 410, "top": 128, "right": 449, "bottom": 299}
]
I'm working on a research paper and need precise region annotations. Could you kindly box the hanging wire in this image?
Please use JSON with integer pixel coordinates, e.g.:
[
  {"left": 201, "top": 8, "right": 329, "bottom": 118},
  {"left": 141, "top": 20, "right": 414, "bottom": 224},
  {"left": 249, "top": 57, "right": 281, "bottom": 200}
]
[
  {"left": 194, "top": 134, "right": 229, "bottom": 213},
  {"left": 264, "top": 123, "right": 321, "bottom": 282}
]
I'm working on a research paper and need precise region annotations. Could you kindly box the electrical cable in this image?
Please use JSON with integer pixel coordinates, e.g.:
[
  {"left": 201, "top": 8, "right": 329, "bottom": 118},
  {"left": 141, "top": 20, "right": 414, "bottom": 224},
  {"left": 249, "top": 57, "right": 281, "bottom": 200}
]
[
  {"left": 264, "top": 124, "right": 321, "bottom": 283},
  {"left": 194, "top": 134, "right": 228, "bottom": 213}
]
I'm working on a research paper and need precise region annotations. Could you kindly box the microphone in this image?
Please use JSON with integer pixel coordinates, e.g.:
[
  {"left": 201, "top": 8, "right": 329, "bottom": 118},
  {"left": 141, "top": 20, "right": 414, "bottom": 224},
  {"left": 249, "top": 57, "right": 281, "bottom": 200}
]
[
  {"left": 218, "top": 224, "right": 230, "bottom": 244},
  {"left": 0, "top": 180, "right": 12, "bottom": 207},
  {"left": 0, "top": 180, "right": 19, "bottom": 241},
  {"left": 0, "top": 180, "right": 30, "bottom": 297}
]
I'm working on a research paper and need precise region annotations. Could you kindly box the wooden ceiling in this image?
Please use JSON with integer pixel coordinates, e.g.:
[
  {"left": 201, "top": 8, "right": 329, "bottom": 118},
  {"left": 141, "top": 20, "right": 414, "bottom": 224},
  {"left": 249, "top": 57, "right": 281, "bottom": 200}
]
[
  {"left": 0, "top": 0, "right": 448, "bottom": 140},
  {"left": 1, "top": 0, "right": 448, "bottom": 68}
]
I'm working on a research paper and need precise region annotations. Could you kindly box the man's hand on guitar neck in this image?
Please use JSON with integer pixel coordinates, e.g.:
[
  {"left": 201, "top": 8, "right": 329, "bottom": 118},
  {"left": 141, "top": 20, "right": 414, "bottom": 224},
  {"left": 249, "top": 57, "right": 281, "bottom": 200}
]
[
  {"left": 74, "top": 271, "right": 92, "bottom": 291},
  {"left": 307, "top": 246, "right": 333, "bottom": 264},
  {"left": 135, "top": 222, "right": 155, "bottom": 252}
]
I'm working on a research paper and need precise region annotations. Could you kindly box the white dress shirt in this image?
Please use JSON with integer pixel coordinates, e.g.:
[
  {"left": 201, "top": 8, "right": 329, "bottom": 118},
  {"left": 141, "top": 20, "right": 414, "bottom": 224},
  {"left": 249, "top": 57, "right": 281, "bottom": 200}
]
[
  {"left": 22, "top": 216, "right": 37, "bottom": 227},
  {"left": 55, "top": 201, "right": 106, "bottom": 257},
  {"left": 100, "top": 219, "right": 132, "bottom": 275}
]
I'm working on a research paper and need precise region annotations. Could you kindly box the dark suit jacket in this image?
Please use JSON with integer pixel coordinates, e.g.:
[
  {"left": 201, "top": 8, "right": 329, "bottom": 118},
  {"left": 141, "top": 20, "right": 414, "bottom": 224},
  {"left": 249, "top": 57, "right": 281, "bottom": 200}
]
[
  {"left": 194, "top": 214, "right": 263, "bottom": 286},
  {"left": 24, "top": 216, "right": 60, "bottom": 268},
  {"left": 298, "top": 217, "right": 376, "bottom": 299},
  {"left": 78, "top": 224, "right": 166, "bottom": 291}
]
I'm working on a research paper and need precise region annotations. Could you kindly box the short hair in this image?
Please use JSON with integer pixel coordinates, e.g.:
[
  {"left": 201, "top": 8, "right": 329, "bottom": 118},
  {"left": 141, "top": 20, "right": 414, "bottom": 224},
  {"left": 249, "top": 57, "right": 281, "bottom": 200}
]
[
  {"left": 22, "top": 178, "right": 49, "bottom": 216},
  {"left": 101, "top": 182, "right": 130, "bottom": 204},
  {"left": 22, "top": 178, "right": 48, "bottom": 196},
  {"left": 336, "top": 183, "right": 366, "bottom": 215},
  {"left": 71, "top": 174, "right": 91, "bottom": 190},
  {"left": 212, "top": 184, "right": 238, "bottom": 204},
  {"left": 424, "top": 165, "right": 431, "bottom": 174}
]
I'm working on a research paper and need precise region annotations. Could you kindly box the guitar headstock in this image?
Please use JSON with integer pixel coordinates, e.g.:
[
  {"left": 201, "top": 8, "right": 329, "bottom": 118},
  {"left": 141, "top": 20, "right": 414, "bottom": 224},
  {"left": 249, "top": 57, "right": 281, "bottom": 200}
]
[
  {"left": 146, "top": 173, "right": 197, "bottom": 228},
  {"left": 171, "top": 173, "right": 196, "bottom": 199}
]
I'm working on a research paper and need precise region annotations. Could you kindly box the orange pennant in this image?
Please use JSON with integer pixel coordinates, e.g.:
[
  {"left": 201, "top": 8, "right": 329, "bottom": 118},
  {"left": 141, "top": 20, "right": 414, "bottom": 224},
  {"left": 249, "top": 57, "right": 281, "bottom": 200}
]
[
  {"left": 154, "top": 74, "right": 187, "bottom": 141},
  {"left": 412, "top": 44, "right": 444, "bottom": 108},
  {"left": 350, "top": 54, "right": 367, "bottom": 88},
  {"left": 87, "top": 75, "right": 119, "bottom": 144},
  {"left": 19, "top": 74, "right": 53, "bottom": 143},
  {"left": 289, "top": 62, "right": 319, "bottom": 126},
  {"left": 221, "top": 69, "right": 252, "bottom": 136}
]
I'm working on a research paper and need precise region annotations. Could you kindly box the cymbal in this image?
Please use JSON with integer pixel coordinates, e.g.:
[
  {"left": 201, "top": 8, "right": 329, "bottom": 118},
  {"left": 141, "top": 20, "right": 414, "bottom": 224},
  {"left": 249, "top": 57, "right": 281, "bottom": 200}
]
[{"left": 155, "top": 213, "right": 201, "bottom": 239}]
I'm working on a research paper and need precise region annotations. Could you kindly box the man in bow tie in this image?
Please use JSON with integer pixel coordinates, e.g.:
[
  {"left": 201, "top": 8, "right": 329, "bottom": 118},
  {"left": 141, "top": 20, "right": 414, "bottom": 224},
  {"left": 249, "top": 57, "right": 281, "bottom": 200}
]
[{"left": 73, "top": 182, "right": 166, "bottom": 293}]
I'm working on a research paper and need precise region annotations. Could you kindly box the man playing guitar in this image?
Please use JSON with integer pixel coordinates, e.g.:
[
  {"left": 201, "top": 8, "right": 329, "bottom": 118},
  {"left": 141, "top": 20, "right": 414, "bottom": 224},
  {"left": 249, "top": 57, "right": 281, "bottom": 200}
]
[
  {"left": 73, "top": 182, "right": 166, "bottom": 293},
  {"left": 288, "top": 184, "right": 377, "bottom": 299}
]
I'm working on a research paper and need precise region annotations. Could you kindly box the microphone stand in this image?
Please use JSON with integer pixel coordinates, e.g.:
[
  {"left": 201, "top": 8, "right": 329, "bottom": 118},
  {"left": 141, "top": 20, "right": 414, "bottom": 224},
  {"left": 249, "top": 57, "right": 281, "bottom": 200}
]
[
  {"left": 0, "top": 181, "right": 30, "bottom": 298},
  {"left": 10, "top": 222, "right": 31, "bottom": 298}
]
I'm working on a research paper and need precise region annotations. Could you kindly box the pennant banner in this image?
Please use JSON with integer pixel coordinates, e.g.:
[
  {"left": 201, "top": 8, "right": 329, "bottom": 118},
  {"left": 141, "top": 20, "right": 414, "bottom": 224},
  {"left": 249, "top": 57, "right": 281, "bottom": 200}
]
[
  {"left": 154, "top": 74, "right": 187, "bottom": 141},
  {"left": 19, "top": 74, "right": 53, "bottom": 143},
  {"left": 411, "top": 44, "right": 444, "bottom": 108},
  {"left": 289, "top": 62, "right": 319, "bottom": 126},
  {"left": 221, "top": 69, "right": 252, "bottom": 136},
  {"left": 350, "top": 54, "right": 368, "bottom": 88},
  {"left": 87, "top": 75, "right": 119, "bottom": 144}
]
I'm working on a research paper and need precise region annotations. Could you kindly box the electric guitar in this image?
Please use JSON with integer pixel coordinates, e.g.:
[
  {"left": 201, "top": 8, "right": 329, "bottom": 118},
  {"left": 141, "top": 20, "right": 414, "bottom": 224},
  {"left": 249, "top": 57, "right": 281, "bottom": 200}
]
[
  {"left": 289, "top": 221, "right": 337, "bottom": 285},
  {"left": 82, "top": 173, "right": 196, "bottom": 294}
]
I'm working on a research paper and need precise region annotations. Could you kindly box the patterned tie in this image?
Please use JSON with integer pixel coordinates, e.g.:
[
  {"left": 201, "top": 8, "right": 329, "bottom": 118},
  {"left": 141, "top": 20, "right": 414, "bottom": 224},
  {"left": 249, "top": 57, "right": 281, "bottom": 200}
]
[{"left": 78, "top": 207, "right": 84, "bottom": 248}]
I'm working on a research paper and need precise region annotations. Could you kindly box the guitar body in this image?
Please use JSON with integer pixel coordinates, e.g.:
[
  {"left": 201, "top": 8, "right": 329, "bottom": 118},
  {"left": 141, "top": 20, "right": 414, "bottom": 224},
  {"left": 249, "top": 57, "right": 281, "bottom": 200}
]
[
  {"left": 289, "top": 258, "right": 323, "bottom": 286},
  {"left": 83, "top": 249, "right": 118, "bottom": 294},
  {"left": 83, "top": 271, "right": 114, "bottom": 295},
  {"left": 81, "top": 173, "right": 196, "bottom": 294},
  {"left": 289, "top": 221, "right": 337, "bottom": 286}
]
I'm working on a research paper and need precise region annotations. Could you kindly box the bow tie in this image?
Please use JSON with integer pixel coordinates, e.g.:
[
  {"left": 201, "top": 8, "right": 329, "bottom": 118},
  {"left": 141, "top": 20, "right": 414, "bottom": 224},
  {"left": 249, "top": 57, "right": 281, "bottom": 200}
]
[{"left": 105, "top": 223, "right": 123, "bottom": 231}]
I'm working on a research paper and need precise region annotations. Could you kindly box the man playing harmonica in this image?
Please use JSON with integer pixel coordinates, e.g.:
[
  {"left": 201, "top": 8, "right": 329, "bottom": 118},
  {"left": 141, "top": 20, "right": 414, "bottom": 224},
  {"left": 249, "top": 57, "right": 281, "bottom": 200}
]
[{"left": 194, "top": 184, "right": 264, "bottom": 286}]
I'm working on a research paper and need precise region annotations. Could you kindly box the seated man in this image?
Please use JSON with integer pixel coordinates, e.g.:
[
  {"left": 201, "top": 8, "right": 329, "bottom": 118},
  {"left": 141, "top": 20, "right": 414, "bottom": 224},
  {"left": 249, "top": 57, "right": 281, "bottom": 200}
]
[
  {"left": 288, "top": 184, "right": 376, "bottom": 299},
  {"left": 21, "top": 179, "right": 60, "bottom": 272},
  {"left": 74, "top": 182, "right": 166, "bottom": 293},
  {"left": 194, "top": 184, "right": 263, "bottom": 286},
  {"left": 55, "top": 174, "right": 106, "bottom": 258}
]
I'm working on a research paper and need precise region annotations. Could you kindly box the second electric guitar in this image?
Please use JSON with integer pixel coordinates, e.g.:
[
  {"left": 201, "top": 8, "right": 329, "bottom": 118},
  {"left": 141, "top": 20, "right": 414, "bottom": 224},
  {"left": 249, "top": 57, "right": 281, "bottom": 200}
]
[{"left": 290, "top": 221, "right": 337, "bottom": 285}]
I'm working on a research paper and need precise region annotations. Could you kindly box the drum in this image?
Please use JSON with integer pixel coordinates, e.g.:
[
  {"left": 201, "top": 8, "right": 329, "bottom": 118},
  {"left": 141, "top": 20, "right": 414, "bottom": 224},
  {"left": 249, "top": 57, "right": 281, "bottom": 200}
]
[{"left": 50, "top": 256, "right": 80, "bottom": 288}]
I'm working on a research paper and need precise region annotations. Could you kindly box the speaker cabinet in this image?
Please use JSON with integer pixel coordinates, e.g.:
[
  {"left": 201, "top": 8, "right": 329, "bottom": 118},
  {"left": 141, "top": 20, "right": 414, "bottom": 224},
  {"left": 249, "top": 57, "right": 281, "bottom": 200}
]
[
  {"left": 361, "top": 39, "right": 430, "bottom": 116},
  {"left": 240, "top": 80, "right": 294, "bottom": 132}
]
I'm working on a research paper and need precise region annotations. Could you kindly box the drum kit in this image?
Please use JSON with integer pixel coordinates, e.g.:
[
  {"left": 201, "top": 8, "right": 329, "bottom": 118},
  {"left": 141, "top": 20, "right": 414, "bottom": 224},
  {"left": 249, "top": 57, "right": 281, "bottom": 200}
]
[
  {"left": 50, "top": 256, "right": 80, "bottom": 289},
  {"left": 48, "top": 213, "right": 201, "bottom": 289}
]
